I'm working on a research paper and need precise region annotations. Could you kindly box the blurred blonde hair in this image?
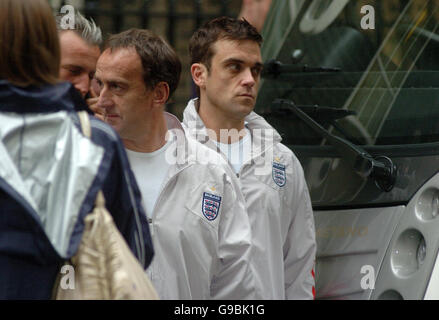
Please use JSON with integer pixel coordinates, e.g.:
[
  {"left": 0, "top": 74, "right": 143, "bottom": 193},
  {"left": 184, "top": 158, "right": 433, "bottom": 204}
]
[{"left": 56, "top": 10, "right": 102, "bottom": 47}]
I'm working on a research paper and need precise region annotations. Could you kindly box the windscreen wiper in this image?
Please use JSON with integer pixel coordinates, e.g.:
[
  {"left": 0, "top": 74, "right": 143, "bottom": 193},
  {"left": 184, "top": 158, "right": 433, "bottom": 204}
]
[
  {"left": 264, "top": 103, "right": 362, "bottom": 145},
  {"left": 262, "top": 59, "right": 341, "bottom": 79},
  {"left": 266, "top": 103, "right": 356, "bottom": 121},
  {"left": 273, "top": 99, "right": 397, "bottom": 192}
]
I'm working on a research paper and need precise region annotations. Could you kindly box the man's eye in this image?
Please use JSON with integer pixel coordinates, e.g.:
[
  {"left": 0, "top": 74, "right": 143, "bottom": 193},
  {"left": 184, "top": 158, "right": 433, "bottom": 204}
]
[
  {"left": 68, "top": 68, "right": 81, "bottom": 76},
  {"left": 110, "top": 83, "right": 123, "bottom": 91},
  {"left": 228, "top": 64, "right": 240, "bottom": 71},
  {"left": 252, "top": 67, "right": 262, "bottom": 77}
]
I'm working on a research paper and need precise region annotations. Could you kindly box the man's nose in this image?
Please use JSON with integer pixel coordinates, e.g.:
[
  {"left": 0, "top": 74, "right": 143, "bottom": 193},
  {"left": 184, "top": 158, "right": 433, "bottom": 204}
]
[
  {"left": 97, "top": 87, "right": 113, "bottom": 109},
  {"left": 241, "top": 68, "right": 256, "bottom": 88},
  {"left": 74, "top": 74, "right": 91, "bottom": 98},
  {"left": 91, "top": 78, "right": 101, "bottom": 96}
]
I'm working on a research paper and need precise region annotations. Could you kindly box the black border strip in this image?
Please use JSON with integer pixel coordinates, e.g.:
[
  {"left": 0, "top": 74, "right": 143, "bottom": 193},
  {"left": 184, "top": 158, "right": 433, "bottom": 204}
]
[
  {"left": 313, "top": 201, "right": 407, "bottom": 211},
  {"left": 288, "top": 143, "right": 439, "bottom": 158}
]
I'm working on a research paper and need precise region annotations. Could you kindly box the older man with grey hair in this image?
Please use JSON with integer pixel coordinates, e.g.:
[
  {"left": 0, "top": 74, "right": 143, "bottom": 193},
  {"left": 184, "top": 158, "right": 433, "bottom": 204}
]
[{"left": 56, "top": 10, "right": 102, "bottom": 107}]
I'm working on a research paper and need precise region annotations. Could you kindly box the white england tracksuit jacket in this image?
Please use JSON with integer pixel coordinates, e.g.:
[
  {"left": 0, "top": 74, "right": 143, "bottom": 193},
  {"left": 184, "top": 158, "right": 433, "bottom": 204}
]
[
  {"left": 144, "top": 113, "right": 256, "bottom": 299},
  {"left": 182, "top": 99, "right": 317, "bottom": 299}
]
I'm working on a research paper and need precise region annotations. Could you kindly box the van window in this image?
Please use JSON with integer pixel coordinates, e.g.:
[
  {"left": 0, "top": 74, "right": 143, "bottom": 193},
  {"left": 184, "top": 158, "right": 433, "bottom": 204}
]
[{"left": 257, "top": 0, "right": 439, "bottom": 147}]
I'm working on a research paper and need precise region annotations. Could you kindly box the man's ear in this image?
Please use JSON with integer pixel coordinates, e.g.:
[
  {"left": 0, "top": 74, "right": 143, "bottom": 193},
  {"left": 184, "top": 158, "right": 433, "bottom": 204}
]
[
  {"left": 191, "top": 63, "right": 207, "bottom": 89},
  {"left": 152, "top": 82, "right": 170, "bottom": 107}
]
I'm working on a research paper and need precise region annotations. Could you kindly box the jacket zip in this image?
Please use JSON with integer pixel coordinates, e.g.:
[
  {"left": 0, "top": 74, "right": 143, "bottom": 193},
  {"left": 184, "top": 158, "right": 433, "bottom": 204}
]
[
  {"left": 237, "top": 144, "right": 275, "bottom": 178},
  {"left": 147, "top": 164, "right": 191, "bottom": 281}
]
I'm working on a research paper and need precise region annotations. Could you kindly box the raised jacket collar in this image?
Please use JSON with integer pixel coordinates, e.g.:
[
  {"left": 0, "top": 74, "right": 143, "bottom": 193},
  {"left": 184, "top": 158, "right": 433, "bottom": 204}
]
[
  {"left": 182, "top": 98, "right": 283, "bottom": 158},
  {"left": 0, "top": 80, "right": 89, "bottom": 114}
]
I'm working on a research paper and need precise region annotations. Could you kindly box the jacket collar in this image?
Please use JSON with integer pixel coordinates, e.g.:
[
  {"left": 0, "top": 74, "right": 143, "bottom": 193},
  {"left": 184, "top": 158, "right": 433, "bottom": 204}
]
[
  {"left": 0, "top": 80, "right": 89, "bottom": 114},
  {"left": 164, "top": 112, "right": 195, "bottom": 174},
  {"left": 165, "top": 111, "right": 185, "bottom": 132},
  {"left": 182, "top": 98, "right": 282, "bottom": 156}
]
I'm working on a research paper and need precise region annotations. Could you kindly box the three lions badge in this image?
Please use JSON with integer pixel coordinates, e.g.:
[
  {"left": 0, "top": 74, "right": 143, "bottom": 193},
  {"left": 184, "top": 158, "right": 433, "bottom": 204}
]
[
  {"left": 272, "top": 161, "right": 286, "bottom": 187},
  {"left": 202, "top": 192, "right": 222, "bottom": 221}
]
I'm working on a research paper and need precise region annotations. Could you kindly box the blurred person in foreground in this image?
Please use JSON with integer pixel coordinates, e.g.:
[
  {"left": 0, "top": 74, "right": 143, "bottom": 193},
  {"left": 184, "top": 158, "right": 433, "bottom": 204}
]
[
  {"left": 95, "top": 28, "right": 256, "bottom": 299},
  {"left": 183, "top": 17, "right": 316, "bottom": 299},
  {"left": 0, "top": 0, "right": 153, "bottom": 299}
]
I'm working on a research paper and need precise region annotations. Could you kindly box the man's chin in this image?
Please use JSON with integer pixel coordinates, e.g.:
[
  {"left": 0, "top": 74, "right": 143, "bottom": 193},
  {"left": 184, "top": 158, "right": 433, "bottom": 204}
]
[
  {"left": 235, "top": 101, "right": 255, "bottom": 116},
  {"left": 104, "top": 118, "right": 120, "bottom": 131},
  {"left": 228, "top": 107, "right": 253, "bottom": 123},
  {"left": 235, "top": 95, "right": 256, "bottom": 107}
]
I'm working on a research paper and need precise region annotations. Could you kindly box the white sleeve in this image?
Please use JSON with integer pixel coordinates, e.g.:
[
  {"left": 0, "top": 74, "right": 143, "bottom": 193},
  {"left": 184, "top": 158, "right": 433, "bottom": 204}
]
[
  {"left": 284, "top": 157, "right": 317, "bottom": 300},
  {"left": 210, "top": 171, "right": 256, "bottom": 300}
]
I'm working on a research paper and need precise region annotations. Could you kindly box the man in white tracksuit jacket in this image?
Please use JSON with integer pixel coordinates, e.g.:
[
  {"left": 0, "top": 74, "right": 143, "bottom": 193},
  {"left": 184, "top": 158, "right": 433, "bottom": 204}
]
[
  {"left": 94, "top": 28, "right": 256, "bottom": 299},
  {"left": 147, "top": 112, "right": 256, "bottom": 299},
  {"left": 183, "top": 17, "right": 317, "bottom": 299}
]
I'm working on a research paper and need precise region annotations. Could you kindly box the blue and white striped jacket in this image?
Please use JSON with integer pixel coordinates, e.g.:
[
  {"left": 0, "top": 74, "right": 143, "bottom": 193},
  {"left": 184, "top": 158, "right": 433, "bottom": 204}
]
[{"left": 0, "top": 80, "right": 153, "bottom": 299}]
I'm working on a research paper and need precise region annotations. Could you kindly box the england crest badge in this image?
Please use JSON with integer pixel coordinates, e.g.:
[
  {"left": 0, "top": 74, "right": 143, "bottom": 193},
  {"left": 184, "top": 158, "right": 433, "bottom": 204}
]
[
  {"left": 202, "top": 192, "right": 222, "bottom": 221},
  {"left": 272, "top": 161, "right": 286, "bottom": 187}
]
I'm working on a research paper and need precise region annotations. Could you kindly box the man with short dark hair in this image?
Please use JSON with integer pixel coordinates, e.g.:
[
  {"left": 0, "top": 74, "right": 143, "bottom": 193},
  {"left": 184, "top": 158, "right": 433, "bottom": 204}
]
[
  {"left": 183, "top": 16, "right": 317, "bottom": 300},
  {"left": 95, "top": 28, "right": 256, "bottom": 299}
]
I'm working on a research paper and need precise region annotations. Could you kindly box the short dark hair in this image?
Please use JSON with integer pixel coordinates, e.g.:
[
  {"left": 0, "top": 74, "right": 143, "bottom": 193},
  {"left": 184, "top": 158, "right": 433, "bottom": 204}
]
[
  {"left": 105, "top": 28, "right": 181, "bottom": 99},
  {"left": 189, "top": 16, "right": 263, "bottom": 71},
  {"left": 0, "top": 0, "right": 60, "bottom": 87}
]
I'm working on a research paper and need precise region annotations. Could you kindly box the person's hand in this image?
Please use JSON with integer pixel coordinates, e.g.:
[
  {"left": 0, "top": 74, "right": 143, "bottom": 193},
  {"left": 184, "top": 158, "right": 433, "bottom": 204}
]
[
  {"left": 238, "top": 0, "right": 272, "bottom": 32},
  {"left": 87, "top": 81, "right": 105, "bottom": 121}
]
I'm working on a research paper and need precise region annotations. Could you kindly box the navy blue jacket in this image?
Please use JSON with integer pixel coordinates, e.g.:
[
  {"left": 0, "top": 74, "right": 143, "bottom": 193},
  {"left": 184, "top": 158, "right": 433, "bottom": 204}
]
[{"left": 0, "top": 80, "right": 153, "bottom": 299}]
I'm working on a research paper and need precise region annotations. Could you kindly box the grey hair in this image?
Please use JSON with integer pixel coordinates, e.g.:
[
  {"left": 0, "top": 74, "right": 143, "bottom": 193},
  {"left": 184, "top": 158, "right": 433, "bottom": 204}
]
[{"left": 56, "top": 10, "right": 102, "bottom": 47}]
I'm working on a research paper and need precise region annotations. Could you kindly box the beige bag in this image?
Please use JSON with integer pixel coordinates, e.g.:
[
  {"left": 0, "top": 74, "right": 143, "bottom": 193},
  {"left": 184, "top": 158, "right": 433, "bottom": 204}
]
[{"left": 54, "top": 111, "right": 158, "bottom": 300}]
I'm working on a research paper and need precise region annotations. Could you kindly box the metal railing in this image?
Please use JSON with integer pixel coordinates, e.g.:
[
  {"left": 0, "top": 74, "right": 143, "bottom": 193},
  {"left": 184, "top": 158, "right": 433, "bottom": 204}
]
[
  {"left": 52, "top": 0, "right": 240, "bottom": 115},
  {"left": 54, "top": 0, "right": 238, "bottom": 47}
]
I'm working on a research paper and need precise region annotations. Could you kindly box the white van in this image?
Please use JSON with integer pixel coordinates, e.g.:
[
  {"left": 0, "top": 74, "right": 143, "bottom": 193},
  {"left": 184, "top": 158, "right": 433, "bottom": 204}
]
[{"left": 257, "top": 0, "right": 439, "bottom": 299}]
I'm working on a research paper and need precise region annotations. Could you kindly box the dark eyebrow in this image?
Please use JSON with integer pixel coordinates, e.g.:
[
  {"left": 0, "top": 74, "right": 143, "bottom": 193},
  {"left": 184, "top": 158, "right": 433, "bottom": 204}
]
[
  {"left": 223, "top": 58, "right": 263, "bottom": 69},
  {"left": 62, "top": 64, "right": 83, "bottom": 70},
  {"left": 108, "top": 79, "right": 129, "bottom": 88},
  {"left": 223, "top": 58, "right": 245, "bottom": 65}
]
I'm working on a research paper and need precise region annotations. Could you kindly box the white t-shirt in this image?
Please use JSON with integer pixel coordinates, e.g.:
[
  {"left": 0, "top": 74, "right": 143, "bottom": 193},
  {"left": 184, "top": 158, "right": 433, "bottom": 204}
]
[
  {"left": 126, "top": 133, "right": 175, "bottom": 218},
  {"left": 215, "top": 127, "right": 252, "bottom": 175}
]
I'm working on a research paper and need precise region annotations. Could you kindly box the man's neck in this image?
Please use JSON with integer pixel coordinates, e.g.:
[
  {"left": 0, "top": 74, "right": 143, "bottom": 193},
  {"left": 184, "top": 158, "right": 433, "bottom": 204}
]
[
  {"left": 123, "top": 112, "right": 168, "bottom": 153},
  {"left": 197, "top": 99, "right": 247, "bottom": 144}
]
